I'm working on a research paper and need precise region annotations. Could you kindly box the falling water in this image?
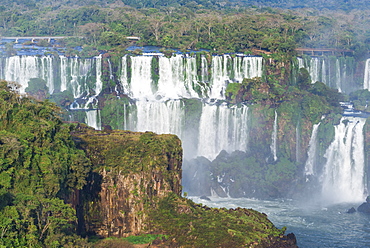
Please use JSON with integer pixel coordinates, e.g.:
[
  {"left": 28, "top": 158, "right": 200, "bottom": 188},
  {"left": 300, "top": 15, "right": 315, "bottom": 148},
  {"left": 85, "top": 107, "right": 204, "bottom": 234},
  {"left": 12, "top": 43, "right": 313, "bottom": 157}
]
[
  {"left": 304, "top": 123, "right": 320, "bottom": 176},
  {"left": 270, "top": 110, "right": 278, "bottom": 161},
  {"left": 128, "top": 56, "right": 153, "bottom": 99},
  {"left": 120, "top": 55, "right": 129, "bottom": 93},
  {"left": 85, "top": 110, "right": 101, "bottom": 130},
  {"left": 85, "top": 55, "right": 103, "bottom": 109},
  {"left": 335, "top": 59, "right": 342, "bottom": 92},
  {"left": 364, "top": 59, "right": 370, "bottom": 90},
  {"left": 321, "top": 117, "right": 366, "bottom": 204},
  {"left": 157, "top": 55, "right": 199, "bottom": 99},
  {"left": 197, "top": 103, "right": 249, "bottom": 160},
  {"left": 2, "top": 56, "right": 55, "bottom": 94},
  {"left": 209, "top": 55, "right": 229, "bottom": 99},
  {"left": 134, "top": 100, "right": 184, "bottom": 138}
]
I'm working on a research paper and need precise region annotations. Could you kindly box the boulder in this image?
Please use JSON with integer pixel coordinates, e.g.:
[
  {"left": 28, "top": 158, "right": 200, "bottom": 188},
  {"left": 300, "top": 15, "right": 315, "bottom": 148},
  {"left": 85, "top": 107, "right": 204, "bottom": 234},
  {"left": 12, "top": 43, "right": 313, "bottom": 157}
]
[
  {"left": 346, "top": 207, "right": 356, "bottom": 214},
  {"left": 357, "top": 196, "right": 370, "bottom": 213}
]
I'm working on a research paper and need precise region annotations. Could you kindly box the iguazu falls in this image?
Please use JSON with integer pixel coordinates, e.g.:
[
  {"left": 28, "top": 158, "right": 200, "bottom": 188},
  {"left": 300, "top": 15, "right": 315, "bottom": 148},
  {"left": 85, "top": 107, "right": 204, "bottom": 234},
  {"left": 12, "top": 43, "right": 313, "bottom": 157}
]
[
  {"left": 1, "top": 47, "right": 370, "bottom": 246},
  {"left": 2, "top": 1, "right": 370, "bottom": 247}
]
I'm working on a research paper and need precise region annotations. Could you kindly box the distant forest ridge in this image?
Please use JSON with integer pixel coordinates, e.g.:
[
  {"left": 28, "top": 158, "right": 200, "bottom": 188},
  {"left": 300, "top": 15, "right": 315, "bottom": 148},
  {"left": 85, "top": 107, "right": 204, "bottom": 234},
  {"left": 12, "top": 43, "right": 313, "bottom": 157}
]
[{"left": 1, "top": 0, "right": 369, "bottom": 10}]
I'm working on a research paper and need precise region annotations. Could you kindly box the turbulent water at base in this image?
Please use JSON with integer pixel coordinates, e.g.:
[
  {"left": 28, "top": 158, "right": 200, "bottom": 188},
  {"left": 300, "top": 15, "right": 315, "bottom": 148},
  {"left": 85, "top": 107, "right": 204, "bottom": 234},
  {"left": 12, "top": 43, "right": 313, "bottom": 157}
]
[
  {"left": 190, "top": 196, "right": 370, "bottom": 248},
  {"left": 321, "top": 117, "right": 366, "bottom": 204}
]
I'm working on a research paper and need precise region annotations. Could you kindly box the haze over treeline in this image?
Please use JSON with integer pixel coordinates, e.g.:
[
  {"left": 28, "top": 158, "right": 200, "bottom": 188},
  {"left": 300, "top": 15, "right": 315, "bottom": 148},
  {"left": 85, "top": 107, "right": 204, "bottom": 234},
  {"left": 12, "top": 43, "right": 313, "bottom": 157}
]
[
  {"left": 1, "top": 0, "right": 370, "bottom": 10},
  {"left": 0, "top": 0, "right": 369, "bottom": 60}
]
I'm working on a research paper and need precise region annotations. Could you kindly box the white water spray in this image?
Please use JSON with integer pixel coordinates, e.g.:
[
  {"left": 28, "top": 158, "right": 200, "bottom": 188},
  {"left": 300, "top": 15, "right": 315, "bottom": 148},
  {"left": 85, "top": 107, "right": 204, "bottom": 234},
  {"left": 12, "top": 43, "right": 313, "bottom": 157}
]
[
  {"left": 321, "top": 117, "right": 366, "bottom": 204},
  {"left": 270, "top": 110, "right": 278, "bottom": 161},
  {"left": 304, "top": 123, "right": 320, "bottom": 176}
]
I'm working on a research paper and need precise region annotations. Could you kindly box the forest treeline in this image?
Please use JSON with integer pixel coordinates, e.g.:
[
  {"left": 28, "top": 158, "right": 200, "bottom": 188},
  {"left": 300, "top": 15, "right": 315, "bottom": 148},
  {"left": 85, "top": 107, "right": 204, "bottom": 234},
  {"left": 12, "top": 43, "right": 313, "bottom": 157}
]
[{"left": 0, "top": 1, "right": 369, "bottom": 59}]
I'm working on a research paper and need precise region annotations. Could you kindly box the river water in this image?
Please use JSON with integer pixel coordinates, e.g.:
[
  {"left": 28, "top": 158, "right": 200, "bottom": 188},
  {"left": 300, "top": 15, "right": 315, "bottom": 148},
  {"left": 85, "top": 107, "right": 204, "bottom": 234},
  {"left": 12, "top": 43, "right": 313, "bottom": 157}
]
[{"left": 190, "top": 196, "right": 370, "bottom": 248}]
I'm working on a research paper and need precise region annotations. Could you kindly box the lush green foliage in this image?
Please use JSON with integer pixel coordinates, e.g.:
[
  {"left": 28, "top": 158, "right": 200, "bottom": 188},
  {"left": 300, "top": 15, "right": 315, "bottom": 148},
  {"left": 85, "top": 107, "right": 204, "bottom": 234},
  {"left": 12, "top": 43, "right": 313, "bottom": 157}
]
[
  {"left": 150, "top": 193, "right": 284, "bottom": 247},
  {"left": 0, "top": 81, "right": 91, "bottom": 247},
  {"left": 349, "top": 89, "right": 370, "bottom": 111},
  {"left": 1, "top": 2, "right": 369, "bottom": 57}
]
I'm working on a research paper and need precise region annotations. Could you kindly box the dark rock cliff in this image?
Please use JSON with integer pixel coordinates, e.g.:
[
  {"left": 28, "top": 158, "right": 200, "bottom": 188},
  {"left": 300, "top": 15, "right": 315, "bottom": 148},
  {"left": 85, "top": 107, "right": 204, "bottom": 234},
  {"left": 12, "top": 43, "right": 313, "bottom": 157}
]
[{"left": 71, "top": 125, "right": 182, "bottom": 237}]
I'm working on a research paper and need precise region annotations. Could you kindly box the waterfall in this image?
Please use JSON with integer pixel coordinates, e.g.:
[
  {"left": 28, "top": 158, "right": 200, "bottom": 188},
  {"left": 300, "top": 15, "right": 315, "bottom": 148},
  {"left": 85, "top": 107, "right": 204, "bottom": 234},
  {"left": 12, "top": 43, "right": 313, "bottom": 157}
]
[
  {"left": 60, "top": 56, "right": 68, "bottom": 92},
  {"left": 120, "top": 55, "right": 129, "bottom": 93},
  {"left": 270, "top": 110, "right": 278, "bottom": 161},
  {"left": 309, "top": 57, "right": 320, "bottom": 84},
  {"left": 197, "top": 103, "right": 249, "bottom": 160},
  {"left": 321, "top": 60, "right": 327, "bottom": 85},
  {"left": 2, "top": 55, "right": 55, "bottom": 94},
  {"left": 201, "top": 55, "right": 208, "bottom": 84},
  {"left": 299, "top": 56, "right": 356, "bottom": 92},
  {"left": 135, "top": 100, "right": 184, "bottom": 138},
  {"left": 85, "top": 55, "right": 103, "bottom": 108},
  {"left": 129, "top": 56, "right": 153, "bottom": 99},
  {"left": 335, "top": 59, "right": 342, "bottom": 92},
  {"left": 242, "top": 56, "right": 263, "bottom": 79},
  {"left": 321, "top": 117, "right": 366, "bottom": 204},
  {"left": 85, "top": 110, "right": 101, "bottom": 130},
  {"left": 297, "top": 57, "right": 304, "bottom": 69},
  {"left": 304, "top": 123, "right": 320, "bottom": 176},
  {"left": 364, "top": 59, "right": 370, "bottom": 90},
  {"left": 209, "top": 55, "right": 229, "bottom": 99},
  {"left": 157, "top": 55, "right": 199, "bottom": 99}
]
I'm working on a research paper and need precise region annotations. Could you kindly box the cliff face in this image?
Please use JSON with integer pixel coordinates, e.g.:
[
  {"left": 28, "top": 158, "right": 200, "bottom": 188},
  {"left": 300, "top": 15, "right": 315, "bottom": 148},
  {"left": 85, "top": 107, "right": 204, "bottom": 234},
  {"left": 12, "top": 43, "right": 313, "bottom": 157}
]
[{"left": 71, "top": 125, "right": 182, "bottom": 237}]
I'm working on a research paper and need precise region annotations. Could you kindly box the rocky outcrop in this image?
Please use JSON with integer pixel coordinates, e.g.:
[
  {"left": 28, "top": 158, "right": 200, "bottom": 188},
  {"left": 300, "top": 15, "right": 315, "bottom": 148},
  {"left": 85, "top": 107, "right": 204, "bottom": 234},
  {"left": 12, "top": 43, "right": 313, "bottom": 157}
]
[
  {"left": 72, "top": 125, "right": 182, "bottom": 237},
  {"left": 357, "top": 196, "right": 370, "bottom": 213},
  {"left": 70, "top": 124, "right": 297, "bottom": 247}
]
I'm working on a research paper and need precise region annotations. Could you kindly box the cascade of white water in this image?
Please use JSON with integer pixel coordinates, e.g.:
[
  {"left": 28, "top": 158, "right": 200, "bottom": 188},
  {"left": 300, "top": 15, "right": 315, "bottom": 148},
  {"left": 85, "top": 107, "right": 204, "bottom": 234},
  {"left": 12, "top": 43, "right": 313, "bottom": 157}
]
[
  {"left": 157, "top": 55, "right": 199, "bottom": 99},
  {"left": 297, "top": 57, "right": 304, "bottom": 69},
  {"left": 60, "top": 56, "right": 68, "bottom": 92},
  {"left": 321, "top": 60, "right": 327, "bottom": 85},
  {"left": 40, "top": 56, "right": 55, "bottom": 94},
  {"left": 67, "top": 57, "right": 94, "bottom": 99},
  {"left": 271, "top": 110, "right": 278, "bottom": 161},
  {"left": 135, "top": 100, "right": 184, "bottom": 138},
  {"left": 309, "top": 57, "right": 320, "bottom": 84},
  {"left": 201, "top": 55, "right": 208, "bottom": 84},
  {"left": 209, "top": 55, "right": 229, "bottom": 99},
  {"left": 304, "top": 123, "right": 320, "bottom": 176},
  {"left": 321, "top": 117, "right": 366, "bottom": 203},
  {"left": 232, "top": 56, "right": 263, "bottom": 82},
  {"left": 85, "top": 109, "right": 101, "bottom": 130},
  {"left": 85, "top": 55, "right": 103, "bottom": 108},
  {"left": 233, "top": 56, "right": 243, "bottom": 82},
  {"left": 296, "top": 122, "right": 300, "bottom": 163},
  {"left": 197, "top": 103, "right": 249, "bottom": 160},
  {"left": 335, "top": 59, "right": 342, "bottom": 92},
  {"left": 108, "top": 58, "right": 114, "bottom": 80},
  {"left": 242, "top": 56, "right": 263, "bottom": 79},
  {"left": 184, "top": 56, "right": 200, "bottom": 98},
  {"left": 120, "top": 55, "right": 129, "bottom": 93},
  {"left": 4, "top": 56, "right": 43, "bottom": 93},
  {"left": 364, "top": 59, "right": 370, "bottom": 90},
  {"left": 129, "top": 56, "right": 153, "bottom": 99}
]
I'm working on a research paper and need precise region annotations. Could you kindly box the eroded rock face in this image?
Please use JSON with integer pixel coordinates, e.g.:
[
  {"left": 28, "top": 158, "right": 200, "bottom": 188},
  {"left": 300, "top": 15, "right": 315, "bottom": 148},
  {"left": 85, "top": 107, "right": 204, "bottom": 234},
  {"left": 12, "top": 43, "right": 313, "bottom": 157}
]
[{"left": 72, "top": 125, "right": 182, "bottom": 237}]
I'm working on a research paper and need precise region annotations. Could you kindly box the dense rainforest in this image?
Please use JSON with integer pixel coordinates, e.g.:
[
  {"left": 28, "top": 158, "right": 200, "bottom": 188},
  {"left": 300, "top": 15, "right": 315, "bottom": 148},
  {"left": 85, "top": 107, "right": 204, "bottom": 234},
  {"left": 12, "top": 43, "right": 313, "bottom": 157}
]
[{"left": 0, "top": 0, "right": 369, "bottom": 60}]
